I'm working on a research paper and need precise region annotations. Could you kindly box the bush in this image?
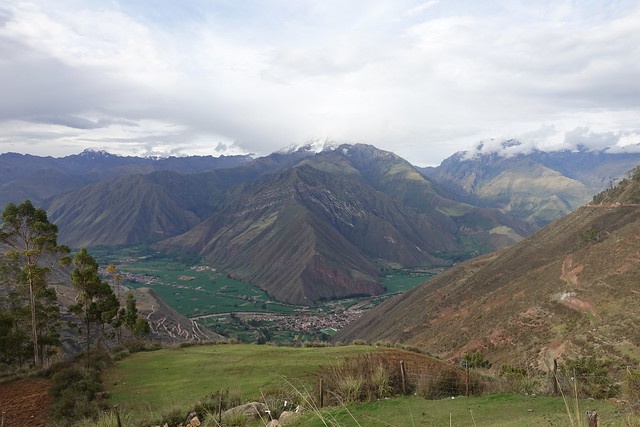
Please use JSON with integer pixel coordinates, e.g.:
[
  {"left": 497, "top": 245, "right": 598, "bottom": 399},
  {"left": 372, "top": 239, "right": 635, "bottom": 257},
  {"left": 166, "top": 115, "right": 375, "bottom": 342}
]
[
  {"left": 260, "top": 385, "right": 300, "bottom": 420},
  {"left": 416, "top": 369, "right": 464, "bottom": 399},
  {"left": 625, "top": 367, "right": 640, "bottom": 411},
  {"left": 321, "top": 353, "right": 405, "bottom": 404},
  {"left": 560, "top": 356, "right": 619, "bottom": 399},
  {"left": 222, "top": 411, "right": 248, "bottom": 426},
  {"left": 50, "top": 366, "right": 105, "bottom": 421},
  {"left": 499, "top": 364, "right": 541, "bottom": 394}
]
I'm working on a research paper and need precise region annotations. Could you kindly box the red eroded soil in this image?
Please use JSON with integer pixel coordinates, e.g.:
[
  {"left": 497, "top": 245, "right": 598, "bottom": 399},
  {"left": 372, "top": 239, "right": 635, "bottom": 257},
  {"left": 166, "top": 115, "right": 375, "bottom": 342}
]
[{"left": 0, "top": 377, "right": 51, "bottom": 426}]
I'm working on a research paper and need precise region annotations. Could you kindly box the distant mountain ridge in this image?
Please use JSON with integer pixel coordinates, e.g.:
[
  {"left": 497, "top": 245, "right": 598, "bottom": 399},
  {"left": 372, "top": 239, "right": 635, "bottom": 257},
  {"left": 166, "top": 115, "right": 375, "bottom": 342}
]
[
  {"left": 0, "top": 149, "right": 253, "bottom": 208},
  {"left": 421, "top": 143, "right": 640, "bottom": 226}
]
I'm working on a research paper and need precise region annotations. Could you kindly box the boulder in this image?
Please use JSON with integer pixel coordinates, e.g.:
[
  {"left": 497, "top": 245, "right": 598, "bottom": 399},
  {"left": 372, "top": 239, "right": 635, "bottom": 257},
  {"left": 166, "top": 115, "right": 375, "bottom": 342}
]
[
  {"left": 266, "top": 420, "right": 282, "bottom": 427},
  {"left": 279, "top": 410, "right": 302, "bottom": 425},
  {"left": 222, "top": 402, "right": 268, "bottom": 420}
]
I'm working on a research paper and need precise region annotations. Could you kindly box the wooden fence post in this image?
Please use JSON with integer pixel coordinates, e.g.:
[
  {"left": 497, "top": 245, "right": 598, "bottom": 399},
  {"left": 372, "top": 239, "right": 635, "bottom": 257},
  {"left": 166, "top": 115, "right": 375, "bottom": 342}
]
[
  {"left": 553, "top": 359, "right": 559, "bottom": 395},
  {"left": 400, "top": 360, "right": 407, "bottom": 394},
  {"left": 319, "top": 377, "right": 324, "bottom": 408},
  {"left": 466, "top": 364, "right": 470, "bottom": 397},
  {"left": 586, "top": 410, "right": 598, "bottom": 427},
  {"left": 114, "top": 405, "right": 122, "bottom": 427}
]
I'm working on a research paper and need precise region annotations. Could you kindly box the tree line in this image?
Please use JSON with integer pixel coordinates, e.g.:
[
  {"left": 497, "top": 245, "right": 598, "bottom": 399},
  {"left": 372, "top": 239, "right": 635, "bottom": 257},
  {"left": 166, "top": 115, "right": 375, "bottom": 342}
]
[{"left": 0, "top": 200, "right": 150, "bottom": 371}]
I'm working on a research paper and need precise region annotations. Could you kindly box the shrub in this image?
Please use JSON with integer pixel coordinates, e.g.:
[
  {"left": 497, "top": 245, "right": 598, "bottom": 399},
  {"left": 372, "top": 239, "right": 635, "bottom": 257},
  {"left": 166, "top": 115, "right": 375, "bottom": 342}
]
[
  {"left": 625, "top": 367, "right": 640, "bottom": 411},
  {"left": 50, "top": 366, "right": 105, "bottom": 421},
  {"left": 416, "top": 369, "right": 463, "bottom": 399},
  {"left": 222, "top": 411, "right": 248, "bottom": 426},
  {"left": 560, "top": 356, "right": 619, "bottom": 399},
  {"left": 336, "top": 375, "right": 364, "bottom": 403},
  {"left": 260, "top": 385, "right": 300, "bottom": 420}
]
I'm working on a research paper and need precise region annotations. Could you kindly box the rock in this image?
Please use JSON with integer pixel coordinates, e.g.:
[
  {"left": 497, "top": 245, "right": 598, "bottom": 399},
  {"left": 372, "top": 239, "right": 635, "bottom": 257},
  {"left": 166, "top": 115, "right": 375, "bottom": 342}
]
[
  {"left": 223, "top": 402, "right": 268, "bottom": 420},
  {"left": 189, "top": 415, "right": 201, "bottom": 426},
  {"left": 279, "top": 410, "right": 301, "bottom": 425},
  {"left": 266, "top": 420, "right": 282, "bottom": 427}
]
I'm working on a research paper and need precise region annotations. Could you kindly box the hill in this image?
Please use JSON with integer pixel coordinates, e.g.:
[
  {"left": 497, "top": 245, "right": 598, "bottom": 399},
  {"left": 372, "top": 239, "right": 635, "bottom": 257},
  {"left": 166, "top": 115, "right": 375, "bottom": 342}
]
[
  {"left": 421, "top": 143, "right": 640, "bottom": 226},
  {"left": 334, "top": 165, "right": 640, "bottom": 369}
]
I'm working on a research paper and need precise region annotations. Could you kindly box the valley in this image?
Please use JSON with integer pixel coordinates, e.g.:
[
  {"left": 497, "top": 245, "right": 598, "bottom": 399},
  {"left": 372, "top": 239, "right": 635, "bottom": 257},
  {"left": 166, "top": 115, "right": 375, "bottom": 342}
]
[{"left": 91, "top": 244, "right": 438, "bottom": 344}]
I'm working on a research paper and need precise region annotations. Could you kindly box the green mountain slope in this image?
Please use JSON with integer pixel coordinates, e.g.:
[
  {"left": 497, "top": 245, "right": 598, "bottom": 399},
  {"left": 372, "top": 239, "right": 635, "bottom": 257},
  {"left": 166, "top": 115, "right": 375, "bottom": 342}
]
[
  {"left": 422, "top": 145, "right": 640, "bottom": 226},
  {"left": 334, "top": 166, "right": 640, "bottom": 368},
  {"left": 47, "top": 174, "right": 202, "bottom": 247}
]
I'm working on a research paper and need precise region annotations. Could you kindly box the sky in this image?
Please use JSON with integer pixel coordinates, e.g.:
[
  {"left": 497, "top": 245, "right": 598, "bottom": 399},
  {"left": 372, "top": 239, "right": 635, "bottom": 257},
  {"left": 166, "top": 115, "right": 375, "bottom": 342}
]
[{"left": 1, "top": 0, "right": 639, "bottom": 166}]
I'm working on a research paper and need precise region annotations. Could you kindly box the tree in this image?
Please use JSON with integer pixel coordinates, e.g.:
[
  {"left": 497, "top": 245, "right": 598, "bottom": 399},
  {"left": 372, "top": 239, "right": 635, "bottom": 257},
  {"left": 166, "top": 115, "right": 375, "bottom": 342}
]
[
  {"left": 122, "top": 291, "right": 150, "bottom": 339},
  {"left": 69, "top": 248, "right": 119, "bottom": 353},
  {"left": 123, "top": 291, "right": 138, "bottom": 332},
  {"left": 0, "top": 255, "right": 30, "bottom": 368},
  {"left": 462, "top": 352, "right": 492, "bottom": 369},
  {"left": 0, "top": 200, "right": 69, "bottom": 368}
]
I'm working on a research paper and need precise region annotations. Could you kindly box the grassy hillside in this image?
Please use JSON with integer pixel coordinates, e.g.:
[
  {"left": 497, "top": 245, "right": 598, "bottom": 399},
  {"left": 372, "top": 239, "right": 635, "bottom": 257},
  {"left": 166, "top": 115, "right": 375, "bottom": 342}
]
[
  {"left": 102, "top": 344, "right": 629, "bottom": 426},
  {"left": 106, "top": 344, "right": 378, "bottom": 412}
]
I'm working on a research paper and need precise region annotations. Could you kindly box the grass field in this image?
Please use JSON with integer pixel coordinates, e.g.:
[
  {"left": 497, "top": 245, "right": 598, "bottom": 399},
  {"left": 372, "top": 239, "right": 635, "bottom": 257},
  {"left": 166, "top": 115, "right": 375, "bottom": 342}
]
[
  {"left": 295, "top": 393, "right": 623, "bottom": 427},
  {"left": 103, "top": 344, "right": 633, "bottom": 427},
  {"left": 105, "top": 344, "right": 375, "bottom": 412}
]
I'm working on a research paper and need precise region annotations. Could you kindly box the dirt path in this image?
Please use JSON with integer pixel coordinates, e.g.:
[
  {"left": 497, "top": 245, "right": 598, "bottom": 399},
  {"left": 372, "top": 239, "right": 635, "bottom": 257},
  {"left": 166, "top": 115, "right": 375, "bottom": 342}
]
[{"left": 0, "top": 377, "right": 51, "bottom": 426}]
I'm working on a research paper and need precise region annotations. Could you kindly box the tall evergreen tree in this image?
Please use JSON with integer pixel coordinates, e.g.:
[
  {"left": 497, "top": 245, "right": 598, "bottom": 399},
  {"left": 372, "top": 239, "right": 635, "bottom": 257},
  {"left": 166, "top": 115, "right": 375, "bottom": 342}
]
[
  {"left": 69, "top": 248, "right": 119, "bottom": 352},
  {"left": 122, "top": 291, "right": 150, "bottom": 339},
  {"left": 0, "top": 200, "right": 69, "bottom": 368}
]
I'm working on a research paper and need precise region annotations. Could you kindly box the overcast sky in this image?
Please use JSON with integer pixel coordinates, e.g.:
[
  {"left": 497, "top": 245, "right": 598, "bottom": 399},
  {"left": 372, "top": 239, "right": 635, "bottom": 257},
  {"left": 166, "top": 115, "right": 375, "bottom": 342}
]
[{"left": 1, "top": 0, "right": 639, "bottom": 166}]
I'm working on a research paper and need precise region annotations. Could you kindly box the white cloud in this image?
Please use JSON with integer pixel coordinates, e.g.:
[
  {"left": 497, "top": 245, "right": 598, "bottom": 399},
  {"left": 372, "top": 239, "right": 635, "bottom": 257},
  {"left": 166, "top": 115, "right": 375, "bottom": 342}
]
[{"left": 0, "top": 0, "right": 639, "bottom": 165}]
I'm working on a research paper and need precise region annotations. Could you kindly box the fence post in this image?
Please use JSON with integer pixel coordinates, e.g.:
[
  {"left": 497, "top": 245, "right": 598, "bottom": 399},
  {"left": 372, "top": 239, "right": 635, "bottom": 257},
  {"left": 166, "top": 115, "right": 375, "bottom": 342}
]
[
  {"left": 1, "top": 410, "right": 6, "bottom": 427},
  {"left": 466, "top": 364, "right": 470, "bottom": 397},
  {"left": 114, "top": 405, "right": 122, "bottom": 427},
  {"left": 553, "top": 359, "right": 559, "bottom": 395},
  {"left": 319, "top": 377, "right": 324, "bottom": 408},
  {"left": 400, "top": 360, "right": 407, "bottom": 394},
  {"left": 586, "top": 410, "right": 598, "bottom": 427}
]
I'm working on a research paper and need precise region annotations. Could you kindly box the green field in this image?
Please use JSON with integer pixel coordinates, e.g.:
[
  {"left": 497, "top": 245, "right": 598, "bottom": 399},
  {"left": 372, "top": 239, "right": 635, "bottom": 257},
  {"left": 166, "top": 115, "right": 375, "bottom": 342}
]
[
  {"left": 92, "top": 245, "right": 300, "bottom": 317},
  {"left": 294, "top": 393, "right": 622, "bottom": 427},
  {"left": 105, "top": 344, "right": 375, "bottom": 412},
  {"left": 92, "top": 245, "right": 434, "bottom": 318},
  {"left": 103, "top": 344, "right": 632, "bottom": 427}
]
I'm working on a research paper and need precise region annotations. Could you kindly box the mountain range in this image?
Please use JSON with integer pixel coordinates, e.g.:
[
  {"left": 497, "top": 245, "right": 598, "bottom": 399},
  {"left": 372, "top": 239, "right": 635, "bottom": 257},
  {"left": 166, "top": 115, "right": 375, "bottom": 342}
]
[
  {"left": 2, "top": 143, "right": 639, "bottom": 306},
  {"left": 335, "top": 165, "right": 640, "bottom": 367},
  {"left": 421, "top": 141, "right": 640, "bottom": 226}
]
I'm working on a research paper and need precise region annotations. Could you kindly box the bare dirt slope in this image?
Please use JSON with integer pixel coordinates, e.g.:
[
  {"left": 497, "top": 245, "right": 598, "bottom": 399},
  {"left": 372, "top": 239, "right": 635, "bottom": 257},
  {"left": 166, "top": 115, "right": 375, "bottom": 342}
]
[{"left": 0, "top": 377, "right": 51, "bottom": 426}]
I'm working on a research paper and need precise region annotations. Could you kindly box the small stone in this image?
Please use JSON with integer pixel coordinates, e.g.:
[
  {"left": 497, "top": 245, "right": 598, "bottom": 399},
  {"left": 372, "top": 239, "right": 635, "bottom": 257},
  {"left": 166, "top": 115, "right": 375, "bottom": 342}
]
[{"left": 189, "top": 416, "right": 201, "bottom": 427}]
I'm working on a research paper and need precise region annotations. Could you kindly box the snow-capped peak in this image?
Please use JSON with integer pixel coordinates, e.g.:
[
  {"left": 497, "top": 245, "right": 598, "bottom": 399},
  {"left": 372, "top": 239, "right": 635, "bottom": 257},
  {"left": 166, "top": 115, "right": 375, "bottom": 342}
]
[{"left": 278, "top": 137, "right": 339, "bottom": 155}]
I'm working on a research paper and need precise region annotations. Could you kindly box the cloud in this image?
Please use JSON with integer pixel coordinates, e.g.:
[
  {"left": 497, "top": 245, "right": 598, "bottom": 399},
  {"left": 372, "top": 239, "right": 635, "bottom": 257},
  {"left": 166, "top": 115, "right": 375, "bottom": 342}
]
[{"left": 0, "top": 0, "right": 639, "bottom": 165}]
